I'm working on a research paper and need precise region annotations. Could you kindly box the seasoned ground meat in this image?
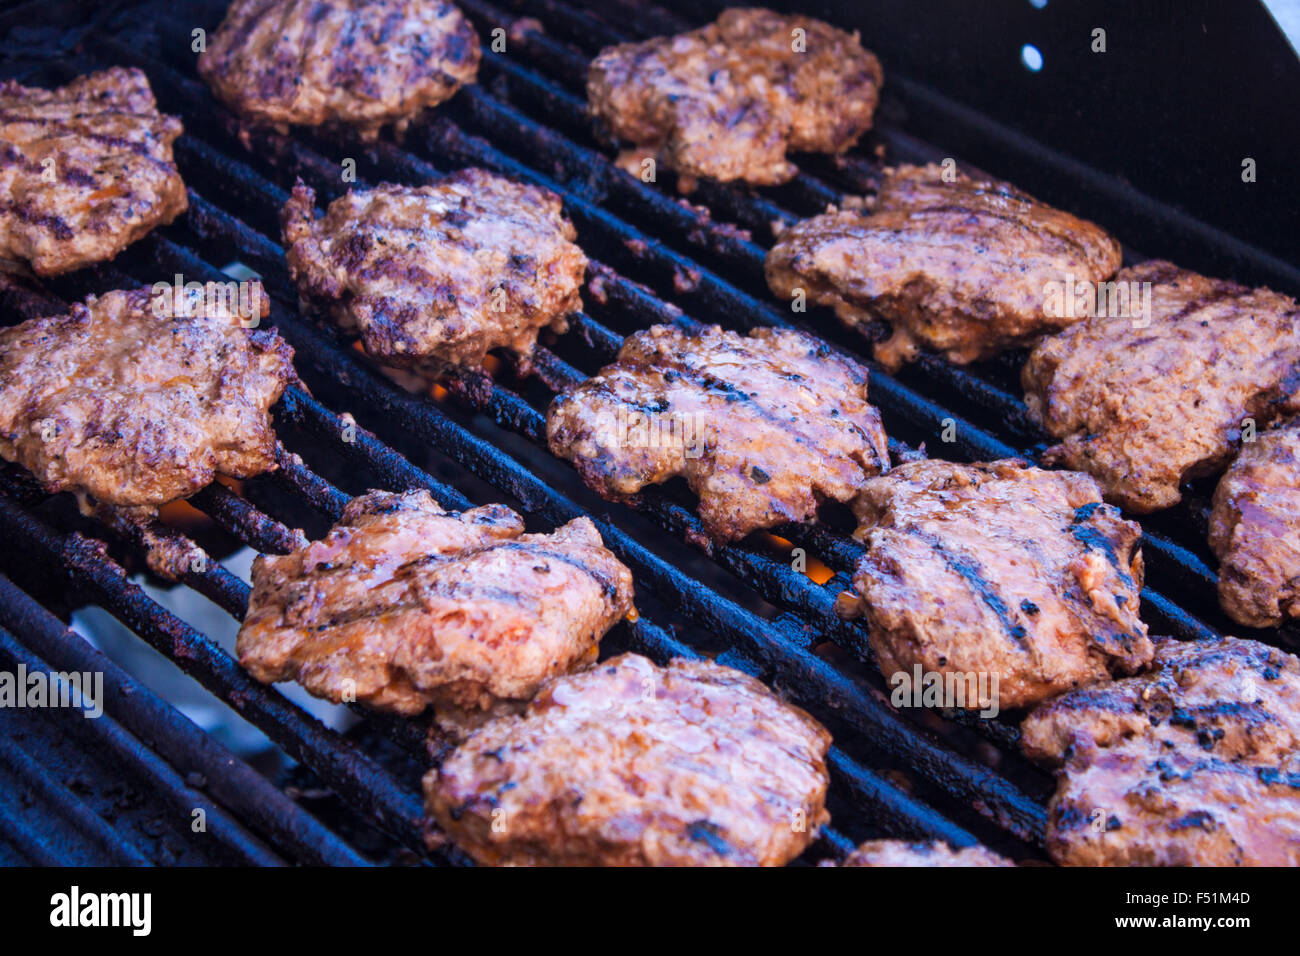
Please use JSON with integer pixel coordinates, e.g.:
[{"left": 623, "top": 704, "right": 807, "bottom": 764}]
[
  {"left": 237, "top": 490, "right": 634, "bottom": 722},
  {"left": 1022, "top": 635, "right": 1300, "bottom": 866},
  {"left": 547, "top": 324, "right": 889, "bottom": 543},
  {"left": 198, "top": 0, "right": 480, "bottom": 139},
  {"left": 845, "top": 459, "right": 1152, "bottom": 710},
  {"left": 588, "top": 8, "right": 881, "bottom": 186},
  {"left": 425, "top": 653, "right": 832, "bottom": 865},
  {"left": 1209, "top": 417, "right": 1300, "bottom": 627},
  {"left": 281, "top": 170, "right": 586, "bottom": 375},
  {"left": 0, "top": 67, "right": 186, "bottom": 276},
  {"left": 766, "top": 163, "right": 1121, "bottom": 369},
  {"left": 1023, "top": 260, "right": 1300, "bottom": 513},
  {"left": 0, "top": 283, "right": 291, "bottom": 509}
]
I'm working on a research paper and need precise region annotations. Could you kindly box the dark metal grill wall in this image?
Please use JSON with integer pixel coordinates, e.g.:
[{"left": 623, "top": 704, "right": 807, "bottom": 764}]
[
  {"left": 0, "top": 0, "right": 1294, "bottom": 866},
  {"left": 782, "top": 0, "right": 1300, "bottom": 274}
]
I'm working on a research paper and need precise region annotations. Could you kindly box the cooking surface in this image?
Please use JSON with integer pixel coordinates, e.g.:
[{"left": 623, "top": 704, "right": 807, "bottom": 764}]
[{"left": 0, "top": 0, "right": 1295, "bottom": 866}]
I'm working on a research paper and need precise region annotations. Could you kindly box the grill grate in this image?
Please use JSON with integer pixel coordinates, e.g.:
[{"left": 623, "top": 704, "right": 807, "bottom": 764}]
[{"left": 0, "top": 0, "right": 1291, "bottom": 866}]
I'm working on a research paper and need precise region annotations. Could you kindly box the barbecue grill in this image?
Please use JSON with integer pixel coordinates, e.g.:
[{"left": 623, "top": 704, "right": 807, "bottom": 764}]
[{"left": 0, "top": 0, "right": 1296, "bottom": 867}]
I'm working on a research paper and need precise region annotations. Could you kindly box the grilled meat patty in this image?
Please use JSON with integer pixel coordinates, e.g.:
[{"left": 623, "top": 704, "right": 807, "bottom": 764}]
[
  {"left": 1021, "top": 635, "right": 1300, "bottom": 866},
  {"left": 588, "top": 7, "right": 882, "bottom": 186},
  {"left": 1024, "top": 261, "right": 1300, "bottom": 513},
  {"left": 765, "top": 163, "right": 1122, "bottom": 370},
  {"left": 237, "top": 490, "right": 634, "bottom": 720},
  {"left": 840, "top": 840, "right": 1013, "bottom": 867},
  {"left": 0, "top": 284, "right": 292, "bottom": 509},
  {"left": 1209, "top": 417, "right": 1300, "bottom": 628},
  {"left": 547, "top": 324, "right": 890, "bottom": 543},
  {"left": 198, "top": 0, "right": 480, "bottom": 139},
  {"left": 281, "top": 170, "right": 586, "bottom": 374},
  {"left": 846, "top": 459, "right": 1152, "bottom": 710},
  {"left": 0, "top": 67, "right": 187, "bottom": 277},
  {"left": 424, "top": 652, "right": 831, "bottom": 866}
]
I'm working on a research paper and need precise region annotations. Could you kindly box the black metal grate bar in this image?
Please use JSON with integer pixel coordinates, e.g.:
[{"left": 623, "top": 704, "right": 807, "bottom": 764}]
[
  {"left": 0, "top": 494, "right": 451, "bottom": 861},
  {"left": 0, "top": 720, "right": 153, "bottom": 866},
  {"left": 0, "top": 626, "right": 285, "bottom": 866},
  {"left": 0, "top": 573, "right": 369, "bottom": 866},
  {"left": 188, "top": 481, "right": 305, "bottom": 555}
]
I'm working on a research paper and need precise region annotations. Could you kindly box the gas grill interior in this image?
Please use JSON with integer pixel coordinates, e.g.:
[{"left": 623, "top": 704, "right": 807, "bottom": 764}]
[{"left": 0, "top": 0, "right": 1296, "bottom": 866}]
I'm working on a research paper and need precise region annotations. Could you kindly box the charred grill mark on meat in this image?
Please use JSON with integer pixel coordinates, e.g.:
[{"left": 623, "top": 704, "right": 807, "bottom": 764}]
[
  {"left": 1024, "top": 261, "right": 1300, "bottom": 513},
  {"left": 424, "top": 653, "right": 832, "bottom": 866},
  {"left": 587, "top": 8, "right": 881, "bottom": 186},
  {"left": 1021, "top": 635, "right": 1300, "bottom": 866},
  {"left": 0, "top": 67, "right": 187, "bottom": 276},
  {"left": 847, "top": 459, "right": 1152, "bottom": 709},
  {"left": 1069, "top": 503, "right": 1137, "bottom": 589},
  {"left": 547, "top": 324, "right": 890, "bottom": 543},
  {"left": 910, "top": 528, "right": 1028, "bottom": 645},
  {"left": 765, "top": 163, "right": 1121, "bottom": 370},
  {"left": 237, "top": 489, "right": 635, "bottom": 722}
]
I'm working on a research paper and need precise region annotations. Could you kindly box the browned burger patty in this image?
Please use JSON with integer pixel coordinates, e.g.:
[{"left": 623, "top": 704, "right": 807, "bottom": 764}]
[
  {"left": 546, "top": 324, "right": 890, "bottom": 543},
  {"left": 0, "top": 67, "right": 187, "bottom": 276},
  {"left": 198, "top": 0, "right": 480, "bottom": 139},
  {"left": 424, "top": 652, "right": 831, "bottom": 865},
  {"left": 588, "top": 7, "right": 882, "bottom": 186},
  {"left": 1023, "top": 261, "right": 1300, "bottom": 513},
  {"left": 845, "top": 459, "right": 1153, "bottom": 710},
  {"left": 0, "top": 283, "right": 292, "bottom": 509},
  {"left": 237, "top": 490, "right": 634, "bottom": 722},
  {"left": 1021, "top": 635, "right": 1300, "bottom": 866},
  {"left": 840, "top": 840, "right": 1013, "bottom": 867},
  {"left": 766, "top": 163, "right": 1122, "bottom": 370},
  {"left": 281, "top": 170, "right": 586, "bottom": 375},
  {"left": 1208, "top": 417, "right": 1300, "bottom": 628}
]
